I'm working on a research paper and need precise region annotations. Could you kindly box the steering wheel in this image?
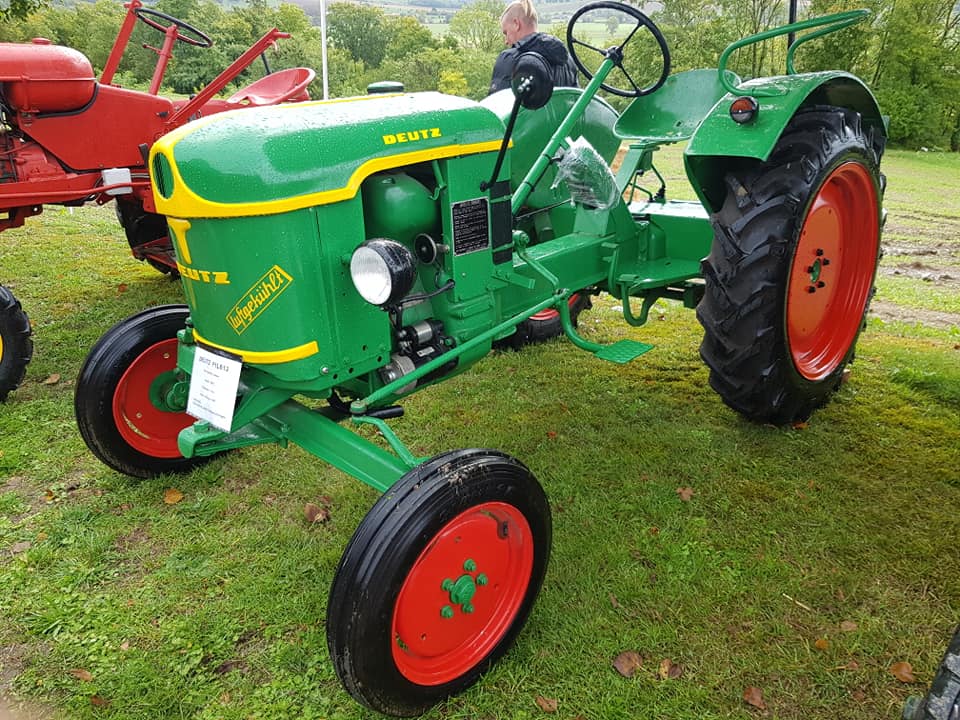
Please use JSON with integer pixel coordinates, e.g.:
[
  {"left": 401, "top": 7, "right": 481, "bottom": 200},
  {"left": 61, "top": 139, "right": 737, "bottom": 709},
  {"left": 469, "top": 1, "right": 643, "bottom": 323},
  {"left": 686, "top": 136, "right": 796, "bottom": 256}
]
[
  {"left": 566, "top": 1, "right": 670, "bottom": 98},
  {"left": 134, "top": 6, "right": 213, "bottom": 48}
]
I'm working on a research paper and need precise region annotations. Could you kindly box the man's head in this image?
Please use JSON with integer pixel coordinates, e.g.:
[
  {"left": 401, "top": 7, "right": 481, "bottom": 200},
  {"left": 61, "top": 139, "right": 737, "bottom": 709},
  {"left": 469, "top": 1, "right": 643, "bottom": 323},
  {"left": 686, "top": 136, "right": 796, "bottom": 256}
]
[{"left": 500, "top": 0, "right": 538, "bottom": 46}]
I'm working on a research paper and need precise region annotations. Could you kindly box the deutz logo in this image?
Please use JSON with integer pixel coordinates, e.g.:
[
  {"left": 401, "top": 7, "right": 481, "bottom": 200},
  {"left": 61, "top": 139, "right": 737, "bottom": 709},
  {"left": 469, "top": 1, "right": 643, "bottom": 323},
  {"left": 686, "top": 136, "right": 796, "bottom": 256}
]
[
  {"left": 383, "top": 128, "right": 441, "bottom": 145},
  {"left": 226, "top": 265, "right": 293, "bottom": 335},
  {"left": 176, "top": 262, "right": 229, "bottom": 285}
]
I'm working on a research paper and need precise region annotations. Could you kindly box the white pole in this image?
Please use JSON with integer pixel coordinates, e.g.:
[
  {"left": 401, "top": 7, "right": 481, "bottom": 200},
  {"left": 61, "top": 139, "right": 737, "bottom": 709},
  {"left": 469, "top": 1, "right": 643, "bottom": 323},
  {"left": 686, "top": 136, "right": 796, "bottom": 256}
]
[{"left": 320, "top": 0, "right": 329, "bottom": 99}]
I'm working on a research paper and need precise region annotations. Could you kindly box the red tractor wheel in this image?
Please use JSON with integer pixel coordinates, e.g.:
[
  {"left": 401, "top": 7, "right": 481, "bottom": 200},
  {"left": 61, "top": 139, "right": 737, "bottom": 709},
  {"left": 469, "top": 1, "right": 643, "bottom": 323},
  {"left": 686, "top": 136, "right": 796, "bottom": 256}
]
[
  {"left": 0, "top": 285, "right": 32, "bottom": 402},
  {"left": 697, "top": 106, "right": 884, "bottom": 424},
  {"left": 74, "top": 305, "right": 213, "bottom": 478},
  {"left": 327, "top": 449, "right": 551, "bottom": 717},
  {"left": 499, "top": 292, "right": 592, "bottom": 349}
]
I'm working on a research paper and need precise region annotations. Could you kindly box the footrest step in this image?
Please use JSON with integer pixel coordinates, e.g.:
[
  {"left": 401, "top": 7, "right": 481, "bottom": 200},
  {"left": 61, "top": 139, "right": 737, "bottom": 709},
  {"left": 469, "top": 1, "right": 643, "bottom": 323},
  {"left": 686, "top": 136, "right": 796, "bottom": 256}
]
[{"left": 594, "top": 339, "right": 654, "bottom": 364}]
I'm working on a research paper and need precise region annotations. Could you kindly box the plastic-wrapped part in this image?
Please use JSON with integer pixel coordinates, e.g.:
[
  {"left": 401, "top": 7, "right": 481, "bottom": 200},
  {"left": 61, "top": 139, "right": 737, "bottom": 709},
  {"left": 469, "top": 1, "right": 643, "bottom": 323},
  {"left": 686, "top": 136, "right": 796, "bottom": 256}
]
[{"left": 551, "top": 136, "right": 620, "bottom": 210}]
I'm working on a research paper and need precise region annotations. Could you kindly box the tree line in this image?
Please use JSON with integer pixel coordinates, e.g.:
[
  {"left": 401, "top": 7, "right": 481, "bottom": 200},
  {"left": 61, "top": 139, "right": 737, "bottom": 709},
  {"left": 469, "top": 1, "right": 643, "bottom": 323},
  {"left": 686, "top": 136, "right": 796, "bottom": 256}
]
[{"left": 1, "top": 0, "right": 957, "bottom": 149}]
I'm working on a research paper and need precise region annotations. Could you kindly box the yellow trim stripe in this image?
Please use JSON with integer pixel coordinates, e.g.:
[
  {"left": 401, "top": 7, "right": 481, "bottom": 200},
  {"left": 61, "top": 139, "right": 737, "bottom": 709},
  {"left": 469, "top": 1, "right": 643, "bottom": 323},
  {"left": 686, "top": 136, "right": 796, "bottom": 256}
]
[
  {"left": 166, "top": 217, "right": 192, "bottom": 264},
  {"left": 193, "top": 331, "right": 319, "bottom": 365},
  {"left": 154, "top": 140, "right": 504, "bottom": 219}
]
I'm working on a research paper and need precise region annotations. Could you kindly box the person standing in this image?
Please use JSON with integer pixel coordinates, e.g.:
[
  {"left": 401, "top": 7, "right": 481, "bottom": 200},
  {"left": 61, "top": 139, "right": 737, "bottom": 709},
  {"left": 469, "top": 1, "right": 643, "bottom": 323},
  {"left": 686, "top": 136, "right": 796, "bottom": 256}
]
[{"left": 488, "top": 0, "right": 579, "bottom": 95}]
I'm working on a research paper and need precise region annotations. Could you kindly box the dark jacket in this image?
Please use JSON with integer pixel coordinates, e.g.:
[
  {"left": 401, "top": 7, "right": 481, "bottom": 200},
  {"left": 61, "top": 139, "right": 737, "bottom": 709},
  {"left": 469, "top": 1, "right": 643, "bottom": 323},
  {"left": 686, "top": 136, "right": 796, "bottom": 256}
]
[{"left": 489, "top": 32, "right": 579, "bottom": 95}]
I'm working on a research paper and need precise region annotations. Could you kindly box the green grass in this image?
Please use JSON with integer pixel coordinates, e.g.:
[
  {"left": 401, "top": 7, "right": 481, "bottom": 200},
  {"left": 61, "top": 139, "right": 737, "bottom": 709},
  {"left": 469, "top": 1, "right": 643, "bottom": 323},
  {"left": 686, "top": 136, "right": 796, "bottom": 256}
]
[{"left": 0, "top": 150, "right": 959, "bottom": 720}]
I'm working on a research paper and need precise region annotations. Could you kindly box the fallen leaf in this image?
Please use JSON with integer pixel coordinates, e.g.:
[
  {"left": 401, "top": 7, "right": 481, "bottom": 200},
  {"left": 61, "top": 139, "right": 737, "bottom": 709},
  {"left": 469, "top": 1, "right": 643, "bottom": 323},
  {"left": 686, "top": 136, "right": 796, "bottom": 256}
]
[
  {"left": 815, "top": 638, "right": 830, "bottom": 651},
  {"left": 89, "top": 695, "right": 110, "bottom": 707},
  {"left": 609, "top": 593, "right": 623, "bottom": 610},
  {"left": 851, "top": 689, "right": 866, "bottom": 701},
  {"left": 676, "top": 487, "right": 694, "bottom": 502},
  {"left": 845, "top": 660, "right": 860, "bottom": 671},
  {"left": 535, "top": 695, "right": 558, "bottom": 713},
  {"left": 10, "top": 541, "right": 31, "bottom": 554},
  {"left": 546, "top": 430, "right": 557, "bottom": 439},
  {"left": 119, "top": 641, "right": 130, "bottom": 652},
  {"left": 35, "top": 532, "right": 47, "bottom": 542},
  {"left": 792, "top": 421, "right": 809, "bottom": 430},
  {"left": 163, "top": 488, "right": 184, "bottom": 505},
  {"left": 304, "top": 503, "right": 331, "bottom": 524},
  {"left": 890, "top": 661, "right": 916, "bottom": 683},
  {"left": 658, "top": 658, "right": 683, "bottom": 679},
  {"left": 70, "top": 668, "right": 93, "bottom": 682},
  {"left": 743, "top": 686, "right": 766, "bottom": 710},
  {"left": 840, "top": 620, "right": 858, "bottom": 632},
  {"left": 44, "top": 489, "right": 56, "bottom": 502},
  {"left": 43, "top": 373, "right": 61, "bottom": 385},
  {"left": 220, "top": 692, "right": 231, "bottom": 704},
  {"left": 613, "top": 650, "right": 643, "bottom": 678},
  {"left": 118, "top": 283, "right": 128, "bottom": 293},
  {"left": 649, "top": 526, "right": 660, "bottom": 536}
]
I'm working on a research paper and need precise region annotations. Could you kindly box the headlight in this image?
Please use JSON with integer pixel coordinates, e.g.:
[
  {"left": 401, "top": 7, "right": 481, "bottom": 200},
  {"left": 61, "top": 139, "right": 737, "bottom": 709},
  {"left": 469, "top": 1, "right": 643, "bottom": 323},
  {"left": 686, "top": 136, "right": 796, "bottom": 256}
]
[{"left": 350, "top": 239, "right": 416, "bottom": 306}]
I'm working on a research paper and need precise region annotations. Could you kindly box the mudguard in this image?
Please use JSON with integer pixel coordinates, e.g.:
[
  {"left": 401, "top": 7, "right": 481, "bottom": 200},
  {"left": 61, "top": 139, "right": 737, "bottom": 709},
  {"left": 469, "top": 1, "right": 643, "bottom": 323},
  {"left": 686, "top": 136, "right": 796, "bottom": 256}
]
[{"left": 684, "top": 71, "right": 885, "bottom": 213}]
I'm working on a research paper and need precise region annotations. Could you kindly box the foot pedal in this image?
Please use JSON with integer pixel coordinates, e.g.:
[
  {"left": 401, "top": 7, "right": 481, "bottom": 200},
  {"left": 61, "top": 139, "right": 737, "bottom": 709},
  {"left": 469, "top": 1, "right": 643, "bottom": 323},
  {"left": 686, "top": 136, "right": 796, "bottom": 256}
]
[{"left": 593, "top": 339, "right": 654, "bottom": 364}]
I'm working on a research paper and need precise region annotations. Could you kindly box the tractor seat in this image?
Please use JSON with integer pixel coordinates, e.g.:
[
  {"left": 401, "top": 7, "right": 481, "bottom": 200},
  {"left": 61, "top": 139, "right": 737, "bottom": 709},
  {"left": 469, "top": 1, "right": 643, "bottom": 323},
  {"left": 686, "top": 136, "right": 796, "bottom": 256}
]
[
  {"left": 226, "top": 67, "right": 316, "bottom": 107},
  {"left": 0, "top": 41, "right": 96, "bottom": 113},
  {"left": 614, "top": 68, "right": 740, "bottom": 146}
]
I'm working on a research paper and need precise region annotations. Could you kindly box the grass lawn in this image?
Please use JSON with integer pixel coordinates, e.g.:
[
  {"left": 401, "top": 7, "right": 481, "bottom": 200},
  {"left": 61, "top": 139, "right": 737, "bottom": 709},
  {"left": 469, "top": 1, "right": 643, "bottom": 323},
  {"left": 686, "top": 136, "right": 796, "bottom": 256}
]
[{"left": 0, "top": 144, "right": 958, "bottom": 720}]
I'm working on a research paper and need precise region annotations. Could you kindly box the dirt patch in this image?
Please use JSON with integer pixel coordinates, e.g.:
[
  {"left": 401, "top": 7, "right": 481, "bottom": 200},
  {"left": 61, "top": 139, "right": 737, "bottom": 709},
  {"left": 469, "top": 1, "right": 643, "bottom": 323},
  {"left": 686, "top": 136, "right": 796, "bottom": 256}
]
[
  {"left": 0, "top": 644, "right": 54, "bottom": 720},
  {"left": 869, "top": 299, "right": 960, "bottom": 330},
  {"left": 877, "top": 261, "right": 960, "bottom": 288}
]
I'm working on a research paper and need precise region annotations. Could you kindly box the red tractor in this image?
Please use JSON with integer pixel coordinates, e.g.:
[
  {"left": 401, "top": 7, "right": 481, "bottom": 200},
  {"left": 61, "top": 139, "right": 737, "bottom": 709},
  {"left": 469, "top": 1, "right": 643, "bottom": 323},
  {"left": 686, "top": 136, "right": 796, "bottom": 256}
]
[{"left": 0, "top": 0, "right": 315, "bottom": 400}]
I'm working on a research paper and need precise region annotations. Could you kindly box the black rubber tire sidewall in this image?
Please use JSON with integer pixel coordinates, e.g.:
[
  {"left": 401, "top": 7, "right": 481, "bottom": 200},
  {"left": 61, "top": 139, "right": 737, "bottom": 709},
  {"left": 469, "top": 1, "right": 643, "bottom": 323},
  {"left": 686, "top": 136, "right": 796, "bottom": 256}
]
[
  {"left": 326, "top": 449, "right": 552, "bottom": 717},
  {"left": 0, "top": 285, "right": 33, "bottom": 402},
  {"left": 697, "top": 106, "right": 884, "bottom": 424},
  {"left": 908, "top": 625, "right": 960, "bottom": 720},
  {"left": 74, "top": 304, "right": 209, "bottom": 478}
]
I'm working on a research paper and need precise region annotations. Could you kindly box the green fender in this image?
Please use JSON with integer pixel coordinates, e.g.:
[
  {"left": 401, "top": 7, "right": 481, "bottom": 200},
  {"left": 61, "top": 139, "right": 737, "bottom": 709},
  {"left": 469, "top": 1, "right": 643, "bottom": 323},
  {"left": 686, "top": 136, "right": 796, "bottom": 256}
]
[{"left": 684, "top": 71, "right": 885, "bottom": 213}]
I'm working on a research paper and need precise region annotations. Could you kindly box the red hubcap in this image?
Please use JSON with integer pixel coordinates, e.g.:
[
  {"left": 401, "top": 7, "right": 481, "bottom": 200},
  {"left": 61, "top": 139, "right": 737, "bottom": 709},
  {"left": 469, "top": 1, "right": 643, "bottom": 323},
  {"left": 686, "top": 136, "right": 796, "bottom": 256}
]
[
  {"left": 112, "top": 339, "right": 193, "bottom": 458},
  {"left": 391, "top": 501, "right": 534, "bottom": 686},
  {"left": 786, "top": 161, "right": 879, "bottom": 381}
]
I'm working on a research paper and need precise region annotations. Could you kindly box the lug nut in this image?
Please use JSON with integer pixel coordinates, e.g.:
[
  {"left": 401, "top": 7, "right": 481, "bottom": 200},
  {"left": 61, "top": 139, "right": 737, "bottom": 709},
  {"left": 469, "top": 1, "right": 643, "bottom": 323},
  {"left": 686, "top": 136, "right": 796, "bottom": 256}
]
[
  {"left": 817, "top": 281, "right": 826, "bottom": 288},
  {"left": 807, "top": 286, "right": 816, "bottom": 294}
]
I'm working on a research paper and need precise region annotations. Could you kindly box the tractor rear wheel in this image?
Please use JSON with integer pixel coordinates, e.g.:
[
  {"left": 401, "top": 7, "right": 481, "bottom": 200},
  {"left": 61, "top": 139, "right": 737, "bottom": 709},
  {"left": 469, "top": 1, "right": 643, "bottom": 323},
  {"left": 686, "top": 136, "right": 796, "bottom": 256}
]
[
  {"left": 327, "top": 449, "right": 551, "bottom": 717},
  {"left": 697, "top": 106, "right": 884, "bottom": 424},
  {"left": 0, "top": 285, "right": 32, "bottom": 401},
  {"left": 902, "top": 625, "right": 960, "bottom": 720},
  {"left": 75, "top": 304, "right": 212, "bottom": 478}
]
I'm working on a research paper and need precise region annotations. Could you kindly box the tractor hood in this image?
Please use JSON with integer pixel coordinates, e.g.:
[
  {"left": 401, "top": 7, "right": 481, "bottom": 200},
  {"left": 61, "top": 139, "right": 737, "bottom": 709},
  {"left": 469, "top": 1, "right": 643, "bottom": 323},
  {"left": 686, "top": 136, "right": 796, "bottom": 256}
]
[{"left": 150, "top": 91, "right": 505, "bottom": 218}]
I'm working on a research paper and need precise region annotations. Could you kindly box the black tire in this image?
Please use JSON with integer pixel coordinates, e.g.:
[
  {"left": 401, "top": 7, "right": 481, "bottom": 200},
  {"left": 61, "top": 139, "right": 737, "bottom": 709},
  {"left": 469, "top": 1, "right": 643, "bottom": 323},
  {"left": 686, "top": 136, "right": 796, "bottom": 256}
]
[
  {"left": 697, "top": 106, "right": 884, "bottom": 424},
  {"left": 327, "top": 449, "right": 551, "bottom": 717},
  {"left": 903, "top": 625, "right": 960, "bottom": 720},
  {"left": 75, "top": 304, "right": 212, "bottom": 478},
  {"left": 498, "top": 292, "right": 592, "bottom": 350},
  {"left": 0, "top": 285, "right": 32, "bottom": 401}
]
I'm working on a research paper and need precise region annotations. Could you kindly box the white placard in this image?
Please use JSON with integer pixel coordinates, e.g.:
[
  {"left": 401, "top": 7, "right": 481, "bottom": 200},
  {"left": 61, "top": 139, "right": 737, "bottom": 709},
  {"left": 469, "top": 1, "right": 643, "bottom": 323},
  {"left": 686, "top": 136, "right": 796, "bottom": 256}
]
[{"left": 186, "top": 344, "right": 242, "bottom": 433}]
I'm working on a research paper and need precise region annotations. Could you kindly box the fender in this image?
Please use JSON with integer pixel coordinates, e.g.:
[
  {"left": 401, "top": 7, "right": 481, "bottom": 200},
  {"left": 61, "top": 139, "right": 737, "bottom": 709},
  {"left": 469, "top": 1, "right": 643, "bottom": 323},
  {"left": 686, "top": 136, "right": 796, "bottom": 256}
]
[{"left": 684, "top": 71, "right": 886, "bottom": 213}]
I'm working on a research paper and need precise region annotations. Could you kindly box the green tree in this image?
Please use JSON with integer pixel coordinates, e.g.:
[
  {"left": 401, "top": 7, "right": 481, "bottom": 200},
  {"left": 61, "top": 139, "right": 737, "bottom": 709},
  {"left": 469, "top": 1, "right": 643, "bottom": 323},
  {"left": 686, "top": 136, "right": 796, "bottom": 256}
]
[
  {"left": 449, "top": 0, "right": 503, "bottom": 53},
  {"left": 386, "top": 15, "right": 438, "bottom": 61},
  {"left": 0, "top": 0, "right": 46, "bottom": 23},
  {"left": 327, "top": 2, "right": 391, "bottom": 69}
]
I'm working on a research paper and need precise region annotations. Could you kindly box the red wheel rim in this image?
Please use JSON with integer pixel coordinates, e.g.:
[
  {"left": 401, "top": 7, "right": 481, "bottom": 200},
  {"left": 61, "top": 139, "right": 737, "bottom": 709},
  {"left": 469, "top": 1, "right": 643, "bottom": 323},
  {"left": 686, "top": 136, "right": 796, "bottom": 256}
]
[
  {"left": 786, "top": 161, "right": 879, "bottom": 381},
  {"left": 530, "top": 293, "right": 582, "bottom": 322},
  {"left": 391, "top": 501, "right": 534, "bottom": 686},
  {"left": 112, "top": 339, "right": 193, "bottom": 458}
]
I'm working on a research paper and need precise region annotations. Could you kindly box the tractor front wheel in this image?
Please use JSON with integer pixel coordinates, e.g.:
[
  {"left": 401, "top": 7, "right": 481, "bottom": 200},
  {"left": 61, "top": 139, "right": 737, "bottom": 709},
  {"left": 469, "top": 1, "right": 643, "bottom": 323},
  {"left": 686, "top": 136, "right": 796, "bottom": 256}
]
[
  {"left": 75, "top": 305, "right": 212, "bottom": 478},
  {"left": 0, "top": 285, "right": 32, "bottom": 401},
  {"left": 698, "top": 106, "right": 884, "bottom": 424},
  {"left": 327, "top": 449, "right": 551, "bottom": 717}
]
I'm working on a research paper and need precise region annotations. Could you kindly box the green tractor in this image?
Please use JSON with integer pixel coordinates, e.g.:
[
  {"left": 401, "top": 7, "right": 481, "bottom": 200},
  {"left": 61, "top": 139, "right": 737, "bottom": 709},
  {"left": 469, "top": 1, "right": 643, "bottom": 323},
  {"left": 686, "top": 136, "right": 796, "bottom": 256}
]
[{"left": 75, "top": 4, "right": 885, "bottom": 715}]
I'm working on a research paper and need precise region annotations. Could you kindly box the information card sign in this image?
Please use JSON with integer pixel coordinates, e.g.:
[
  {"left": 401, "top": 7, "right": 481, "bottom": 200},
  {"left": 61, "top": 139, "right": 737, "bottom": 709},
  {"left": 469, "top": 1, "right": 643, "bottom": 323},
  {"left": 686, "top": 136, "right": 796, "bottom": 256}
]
[{"left": 186, "top": 344, "right": 242, "bottom": 433}]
